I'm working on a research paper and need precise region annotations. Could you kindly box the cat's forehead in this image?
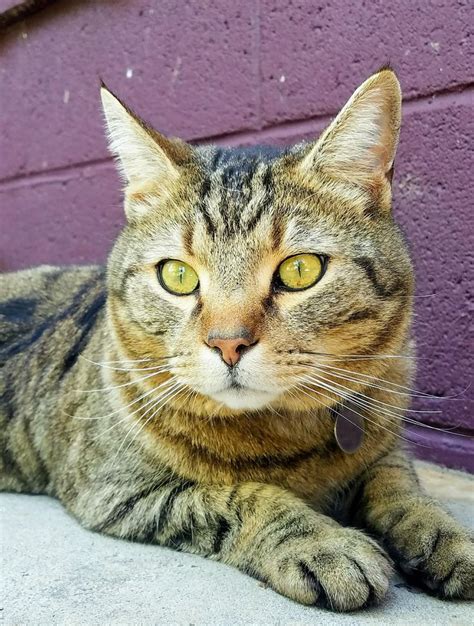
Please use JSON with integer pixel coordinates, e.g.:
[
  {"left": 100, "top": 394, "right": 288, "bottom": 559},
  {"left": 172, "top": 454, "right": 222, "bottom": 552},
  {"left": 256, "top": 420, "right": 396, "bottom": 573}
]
[
  {"left": 198, "top": 145, "right": 286, "bottom": 172},
  {"left": 136, "top": 142, "right": 371, "bottom": 270},
  {"left": 188, "top": 145, "right": 352, "bottom": 256}
]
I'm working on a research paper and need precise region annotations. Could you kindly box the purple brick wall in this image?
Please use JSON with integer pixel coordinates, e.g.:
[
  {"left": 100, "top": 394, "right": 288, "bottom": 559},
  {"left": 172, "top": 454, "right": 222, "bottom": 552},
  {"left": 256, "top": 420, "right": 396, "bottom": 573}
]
[{"left": 1, "top": 1, "right": 473, "bottom": 469}]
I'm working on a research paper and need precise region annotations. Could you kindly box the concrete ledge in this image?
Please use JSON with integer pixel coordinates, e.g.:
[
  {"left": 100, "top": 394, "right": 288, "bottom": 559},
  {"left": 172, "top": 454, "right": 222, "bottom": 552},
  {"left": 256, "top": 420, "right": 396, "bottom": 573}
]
[{"left": 1, "top": 461, "right": 473, "bottom": 625}]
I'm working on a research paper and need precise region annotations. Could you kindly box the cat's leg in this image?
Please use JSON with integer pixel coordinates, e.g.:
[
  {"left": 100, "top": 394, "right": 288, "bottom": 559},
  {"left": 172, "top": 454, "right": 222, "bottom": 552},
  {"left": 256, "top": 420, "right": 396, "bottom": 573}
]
[
  {"left": 356, "top": 448, "right": 474, "bottom": 599},
  {"left": 73, "top": 479, "right": 391, "bottom": 611}
]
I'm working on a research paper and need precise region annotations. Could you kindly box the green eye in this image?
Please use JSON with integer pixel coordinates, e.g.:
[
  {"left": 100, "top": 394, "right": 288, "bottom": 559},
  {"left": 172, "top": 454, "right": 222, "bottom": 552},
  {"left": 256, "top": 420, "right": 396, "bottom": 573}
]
[
  {"left": 158, "top": 259, "right": 199, "bottom": 295},
  {"left": 278, "top": 254, "right": 324, "bottom": 291}
]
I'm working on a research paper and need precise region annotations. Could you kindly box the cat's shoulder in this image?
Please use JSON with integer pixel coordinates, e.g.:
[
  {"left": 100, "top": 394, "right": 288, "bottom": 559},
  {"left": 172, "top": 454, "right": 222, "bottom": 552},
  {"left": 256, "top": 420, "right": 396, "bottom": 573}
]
[
  {"left": 0, "top": 265, "right": 106, "bottom": 349},
  {"left": 0, "top": 264, "right": 104, "bottom": 303}
]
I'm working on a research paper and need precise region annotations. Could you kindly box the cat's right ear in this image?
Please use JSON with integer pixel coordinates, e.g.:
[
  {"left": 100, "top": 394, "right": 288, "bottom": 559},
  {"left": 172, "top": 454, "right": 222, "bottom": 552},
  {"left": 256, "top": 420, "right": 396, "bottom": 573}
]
[{"left": 100, "top": 84, "right": 192, "bottom": 218}]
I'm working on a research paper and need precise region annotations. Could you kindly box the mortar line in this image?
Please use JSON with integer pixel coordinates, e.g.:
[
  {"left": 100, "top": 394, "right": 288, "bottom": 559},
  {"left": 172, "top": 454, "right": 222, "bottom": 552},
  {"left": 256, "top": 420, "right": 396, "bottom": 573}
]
[{"left": 1, "top": 81, "right": 472, "bottom": 190}]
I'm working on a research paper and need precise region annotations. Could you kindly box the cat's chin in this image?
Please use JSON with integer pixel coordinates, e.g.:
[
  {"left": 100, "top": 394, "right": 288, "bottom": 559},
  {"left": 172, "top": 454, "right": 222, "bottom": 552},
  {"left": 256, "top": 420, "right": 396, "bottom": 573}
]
[{"left": 209, "top": 387, "right": 278, "bottom": 411}]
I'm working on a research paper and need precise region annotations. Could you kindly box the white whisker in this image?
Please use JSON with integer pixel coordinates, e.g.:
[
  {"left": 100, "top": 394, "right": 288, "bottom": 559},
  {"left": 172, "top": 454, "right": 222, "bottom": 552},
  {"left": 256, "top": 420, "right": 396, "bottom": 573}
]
[
  {"left": 73, "top": 367, "right": 170, "bottom": 394},
  {"left": 70, "top": 378, "right": 172, "bottom": 421},
  {"left": 296, "top": 376, "right": 431, "bottom": 448},
  {"left": 79, "top": 354, "right": 173, "bottom": 372},
  {"left": 110, "top": 382, "right": 186, "bottom": 466}
]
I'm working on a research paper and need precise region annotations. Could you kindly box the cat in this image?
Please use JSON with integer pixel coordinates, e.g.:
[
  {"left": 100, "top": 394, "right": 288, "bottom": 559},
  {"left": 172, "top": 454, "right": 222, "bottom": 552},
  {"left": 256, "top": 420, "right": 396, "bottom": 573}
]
[{"left": 1, "top": 68, "right": 472, "bottom": 612}]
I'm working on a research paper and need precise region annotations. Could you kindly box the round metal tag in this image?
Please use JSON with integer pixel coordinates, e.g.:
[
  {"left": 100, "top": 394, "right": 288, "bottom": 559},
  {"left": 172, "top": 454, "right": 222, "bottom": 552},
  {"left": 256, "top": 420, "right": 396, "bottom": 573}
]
[{"left": 333, "top": 401, "right": 365, "bottom": 454}]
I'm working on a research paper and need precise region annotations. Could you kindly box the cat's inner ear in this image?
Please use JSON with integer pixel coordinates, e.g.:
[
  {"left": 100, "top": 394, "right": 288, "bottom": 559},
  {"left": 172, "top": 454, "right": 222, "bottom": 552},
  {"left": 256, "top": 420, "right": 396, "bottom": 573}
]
[
  {"left": 299, "top": 69, "right": 402, "bottom": 192},
  {"left": 100, "top": 86, "right": 192, "bottom": 215}
]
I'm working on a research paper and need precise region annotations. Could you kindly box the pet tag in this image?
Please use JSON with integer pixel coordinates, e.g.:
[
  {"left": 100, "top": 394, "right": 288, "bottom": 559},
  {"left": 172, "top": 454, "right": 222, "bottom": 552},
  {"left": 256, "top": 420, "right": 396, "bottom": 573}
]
[{"left": 333, "top": 400, "right": 364, "bottom": 453}]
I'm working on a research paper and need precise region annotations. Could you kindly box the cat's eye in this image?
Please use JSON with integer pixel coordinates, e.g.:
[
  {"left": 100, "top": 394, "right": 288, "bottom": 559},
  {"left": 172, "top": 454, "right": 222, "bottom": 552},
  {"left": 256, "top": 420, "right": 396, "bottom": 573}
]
[
  {"left": 277, "top": 254, "right": 325, "bottom": 291},
  {"left": 158, "top": 259, "right": 199, "bottom": 295}
]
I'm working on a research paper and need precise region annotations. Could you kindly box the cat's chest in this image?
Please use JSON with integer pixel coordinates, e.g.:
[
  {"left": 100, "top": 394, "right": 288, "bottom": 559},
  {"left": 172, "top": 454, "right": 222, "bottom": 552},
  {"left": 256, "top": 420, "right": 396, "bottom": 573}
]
[{"left": 142, "top": 413, "right": 389, "bottom": 503}]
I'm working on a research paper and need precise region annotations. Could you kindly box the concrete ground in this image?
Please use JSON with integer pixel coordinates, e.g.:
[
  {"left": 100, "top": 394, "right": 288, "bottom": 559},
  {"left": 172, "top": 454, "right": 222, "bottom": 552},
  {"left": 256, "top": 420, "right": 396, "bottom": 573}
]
[{"left": 1, "top": 461, "right": 473, "bottom": 625}]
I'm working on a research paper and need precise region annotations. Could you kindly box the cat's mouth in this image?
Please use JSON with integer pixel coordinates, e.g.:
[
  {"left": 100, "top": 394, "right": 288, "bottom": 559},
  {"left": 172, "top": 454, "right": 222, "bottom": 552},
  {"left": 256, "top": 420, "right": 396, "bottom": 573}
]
[{"left": 209, "top": 384, "right": 278, "bottom": 411}]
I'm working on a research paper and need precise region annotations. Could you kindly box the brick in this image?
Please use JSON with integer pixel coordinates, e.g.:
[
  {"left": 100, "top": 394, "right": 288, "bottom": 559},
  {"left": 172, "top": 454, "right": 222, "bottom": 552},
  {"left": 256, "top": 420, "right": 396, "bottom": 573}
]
[
  {"left": 0, "top": 0, "right": 260, "bottom": 179},
  {"left": 260, "top": 0, "right": 473, "bottom": 125},
  {"left": 0, "top": 163, "right": 124, "bottom": 269}
]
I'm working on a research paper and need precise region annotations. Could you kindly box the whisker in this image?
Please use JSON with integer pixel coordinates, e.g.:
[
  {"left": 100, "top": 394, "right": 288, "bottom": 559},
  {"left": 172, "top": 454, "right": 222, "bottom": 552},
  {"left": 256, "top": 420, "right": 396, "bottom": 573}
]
[
  {"left": 302, "top": 371, "right": 472, "bottom": 435},
  {"left": 73, "top": 368, "right": 171, "bottom": 394},
  {"left": 88, "top": 358, "right": 153, "bottom": 365},
  {"left": 302, "top": 367, "right": 440, "bottom": 415},
  {"left": 78, "top": 354, "right": 174, "bottom": 372},
  {"left": 307, "top": 361, "right": 468, "bottom": 401},
  {"left": 303, "top": 364, "right": 444, "bottom": 406},
  {"left": 296, "top": 350, "right": 419, "bottom": 362},
  {"left": 69, "top": 378, "right": 172, "bottom": 421},
  {"left": 300, "top": 373, "right": 467, "bottom": 439},
  {"left": 295, "top": 378, "right": 417, "bottom": 446},
  {"left": 302, "top": 371, "right": 436, "bottom": 423},
  {"left": 96, "top": 379, "right": 178, "bottom": 439},
  {"left": 296, "top": 376, "right": 432, "bottom": 448},
  {"left": 110, "top": 382, "right": 186, "bottom": 465}
]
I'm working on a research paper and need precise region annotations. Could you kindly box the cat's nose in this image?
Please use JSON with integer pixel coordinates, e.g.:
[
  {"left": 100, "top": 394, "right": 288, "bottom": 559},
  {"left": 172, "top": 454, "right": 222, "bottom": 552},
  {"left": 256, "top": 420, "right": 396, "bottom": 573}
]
[{"left": 206, "top": 332, "right": 257, "bottom": 367}]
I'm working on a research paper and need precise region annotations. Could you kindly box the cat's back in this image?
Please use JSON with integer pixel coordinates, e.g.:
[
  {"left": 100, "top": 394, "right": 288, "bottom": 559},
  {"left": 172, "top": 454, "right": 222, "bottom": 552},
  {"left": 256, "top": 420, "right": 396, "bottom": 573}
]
[{"left": 0, "top": 265, "right": 106, "bottom": 361}]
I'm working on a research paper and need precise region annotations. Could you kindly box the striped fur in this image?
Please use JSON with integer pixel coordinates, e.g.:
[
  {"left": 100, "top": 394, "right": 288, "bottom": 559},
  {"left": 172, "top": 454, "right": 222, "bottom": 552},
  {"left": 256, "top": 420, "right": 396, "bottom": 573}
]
[{"left": 1, "top": 69, "right": 472, "bottom": 610}]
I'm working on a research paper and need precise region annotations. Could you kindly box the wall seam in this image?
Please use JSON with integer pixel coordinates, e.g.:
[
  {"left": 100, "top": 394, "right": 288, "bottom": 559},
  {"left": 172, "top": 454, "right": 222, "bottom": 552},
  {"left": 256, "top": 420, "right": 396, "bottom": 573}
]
[{"left": 1, "top": 82, "right": 472, "bottom": 189}]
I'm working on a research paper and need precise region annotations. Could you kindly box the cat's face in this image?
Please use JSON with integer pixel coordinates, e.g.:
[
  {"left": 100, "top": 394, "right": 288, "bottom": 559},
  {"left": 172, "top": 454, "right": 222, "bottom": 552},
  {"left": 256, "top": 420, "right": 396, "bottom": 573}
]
[{"left": 103, "top": 69, "right": 413, "bottom": 413}]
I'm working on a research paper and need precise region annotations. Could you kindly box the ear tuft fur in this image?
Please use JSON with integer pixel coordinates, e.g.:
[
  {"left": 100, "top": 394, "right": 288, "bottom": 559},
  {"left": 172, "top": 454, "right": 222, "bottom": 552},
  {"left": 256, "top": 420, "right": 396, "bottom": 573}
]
[
  {"left": 100, "top": 86, "right": 190, "bottom": 185},
  {"left": 300, "top": 69, "right": 402, "bottom": 191}
]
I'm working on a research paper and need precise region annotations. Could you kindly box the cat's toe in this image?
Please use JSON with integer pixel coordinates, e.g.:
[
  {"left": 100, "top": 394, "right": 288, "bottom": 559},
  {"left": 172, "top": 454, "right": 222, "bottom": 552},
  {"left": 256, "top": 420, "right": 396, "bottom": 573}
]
[
  {"left": 385, "top": 504, "right": 474, "bottom": 599},
  {"left": 266, "top": 527, "right": 392, "bottom": 611}
]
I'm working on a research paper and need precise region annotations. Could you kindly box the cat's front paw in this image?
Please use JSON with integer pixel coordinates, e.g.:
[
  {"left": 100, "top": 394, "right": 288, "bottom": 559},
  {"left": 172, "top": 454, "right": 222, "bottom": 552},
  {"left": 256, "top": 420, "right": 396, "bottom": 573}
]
[
  {"left": 383, "top": 500, "right": 474, "bottom": 599},
  {"left": 259, "top": 526, "right": 392, "bottom": 611}
]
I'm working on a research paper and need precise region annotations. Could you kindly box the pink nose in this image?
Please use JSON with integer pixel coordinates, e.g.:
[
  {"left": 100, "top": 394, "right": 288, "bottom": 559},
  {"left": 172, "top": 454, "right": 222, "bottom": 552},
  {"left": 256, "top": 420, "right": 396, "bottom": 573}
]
[{"left": 206, "top": 335, "right": 256, "bottom": 367}]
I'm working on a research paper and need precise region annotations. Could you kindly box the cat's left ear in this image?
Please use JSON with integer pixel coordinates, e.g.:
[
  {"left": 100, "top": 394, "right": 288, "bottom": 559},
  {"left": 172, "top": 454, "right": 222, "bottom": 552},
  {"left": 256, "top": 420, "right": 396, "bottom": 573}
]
[
  {"left": 100, "top": 84, "right": 193, "bottom": 218},
  {"left": 298, "top": 68, "right": 401, "bottom": 200}
]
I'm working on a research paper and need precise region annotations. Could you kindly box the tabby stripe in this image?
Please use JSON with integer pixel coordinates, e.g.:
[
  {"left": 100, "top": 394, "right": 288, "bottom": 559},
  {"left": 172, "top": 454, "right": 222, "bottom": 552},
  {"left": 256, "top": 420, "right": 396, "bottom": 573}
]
[
  {"left": 21, "top": 410, "right": 49, "bottom": 486},
  {"left": 226, "top": 485, "right": 242, "bottom": 523},
  {"left": 95, "top": 481, "right": 166, "bottom": 532},
  {"left": 140, "top": 516, "right": 158, "bottom": 544},
  {"left": 344, "top": 308, "right": 376, "bottom": 323},
  {"left": 119, "top": 264, "right": 141, "bottom": 295},
  {"left": 1, "top": 441, "right": 28, "bottom": 485},
  {"left": 0, "top": 297, "right": 37, "bottom": 324},
  {"left": 156, "top": 480, "right": 195, "bottom": 534},
  {"left": 272, "top": 527, "right": 316, "bottom": 549},
  {"left": 429, "top": 528, "right": 443, "bottom": 557},
  {"left": 365, "top": 461, "right": 412, "bottom": 475},
  {"left": 60, "top": 289, "right": 106, "bottom": 378},
  {"left": 213, "top": 516, "right": 232, "bottom": 554},
  {"left": 165, "top": 431, "right": 338, "bottom": 471},
  {"left": 196, "top": 178, "right": 216, "bottom": 236},
  {"left": 245, "top": 168, "right": 274, "bottom": 232},
  {"left": 388, "top": 508, "right": 408, "bottom": 529},
  {"left": 243, "top": 484, "right": 267, "bottom": 517},
  {"left": 365, "top": 300, "right": 406, "bottom": 354},
  {"left": 209, "top": 148, "right": 223, "bottom": 170},
  {"left": 0, "top": 272, "right": 104, "bottom": 360},
  {"left": 353, "top": 256, "right": 402, "bottom": 299},
  {"left": 437, "top": 559, "right": 461, "bottom": 587},
  {"left": 220, "top": 164, "right": 240, "bottom": 188},
  {"left": 0, "top": 378, "right": 16, "bottom": 422},
  {"left": 251, "top": 510, "right": 298, "bottom": 554}
]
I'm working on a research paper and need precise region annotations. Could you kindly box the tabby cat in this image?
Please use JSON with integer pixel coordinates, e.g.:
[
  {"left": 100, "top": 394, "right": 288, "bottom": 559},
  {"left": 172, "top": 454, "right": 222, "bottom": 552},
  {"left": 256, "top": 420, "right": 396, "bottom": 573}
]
[{"left": 1, "top": 68, "right": 472, "bottom": 611}]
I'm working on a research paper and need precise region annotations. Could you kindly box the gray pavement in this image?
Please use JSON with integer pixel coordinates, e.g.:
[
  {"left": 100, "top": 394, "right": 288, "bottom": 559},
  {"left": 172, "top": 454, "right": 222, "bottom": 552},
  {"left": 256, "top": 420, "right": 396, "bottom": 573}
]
[{"left": 1, "top": 461, "right": 473, "bottom": 625}]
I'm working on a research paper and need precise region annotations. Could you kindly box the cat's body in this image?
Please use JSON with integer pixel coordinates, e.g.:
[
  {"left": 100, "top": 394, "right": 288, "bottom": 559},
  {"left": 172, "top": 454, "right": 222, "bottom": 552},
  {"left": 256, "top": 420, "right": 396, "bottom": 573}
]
[{"left": 1, "top": 70, "right": 473, "bottom": 611}]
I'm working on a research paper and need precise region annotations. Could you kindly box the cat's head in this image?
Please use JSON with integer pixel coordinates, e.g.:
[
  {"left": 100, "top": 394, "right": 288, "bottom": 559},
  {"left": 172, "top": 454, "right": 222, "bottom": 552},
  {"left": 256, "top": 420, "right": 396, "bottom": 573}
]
[{"left": 102, "top": 68, "right": 414, "bottom": 414}]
